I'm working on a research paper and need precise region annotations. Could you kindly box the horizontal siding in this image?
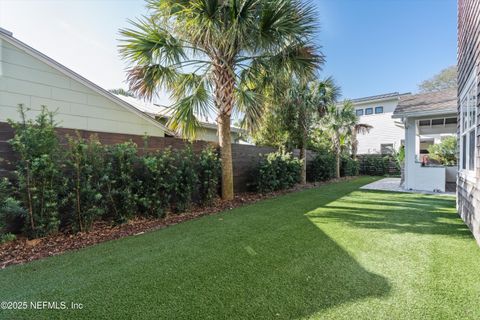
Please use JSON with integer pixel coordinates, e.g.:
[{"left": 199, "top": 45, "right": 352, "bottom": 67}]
[
  {"left": 353, "top": 99, "right": 404, "bottom": 154},
  {"left": 457, "top": 0, "right": 480, "bottom": 244},
  {"left": 0, "top": 38, "right": 165, "bottom": 137}
]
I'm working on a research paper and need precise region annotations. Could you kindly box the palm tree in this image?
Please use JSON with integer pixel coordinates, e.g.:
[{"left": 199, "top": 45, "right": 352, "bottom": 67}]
[
  {"left": 119, "top": 0, "right": 321, "bottom": 200},
  {"left": 281, "top": 78, "right": 340, "bottom": 184},
  {"left": 351, "top": 123, "right": 372, "bottom": 160},
  {"left": 320, "top": 101, "right": 357, "bottom": 178}
]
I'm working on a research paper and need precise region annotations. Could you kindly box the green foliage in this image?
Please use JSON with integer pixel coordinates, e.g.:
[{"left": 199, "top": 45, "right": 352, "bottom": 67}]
[
  {"left": 341, "top": 156, "right": 359, "bottom": 177},
  {"left": 427, "top": 136, "right": 458, "bottom": 166},
  {"left": 171, "top": 148, "right": 198, "bottom": 213},
  {"left": 0, "top": 178, "right": 25, "bottom": 240},
  {"left": 197, "top": 147, "right": 221, "bottom": 205},
  {"left": 308, "top": 152, "right": 336, "bottom": 182},
  {"left": 63, "top": 134, "right": 106, "bottom": 232},
  {"left": 135, "top": 149, "right": 177, "bottom": 218},
  {"left": 8, "top": 105, "right": 63, "bottom": 238},
  {"left": 103, "top": 142, "right": 139, "bottom": 224},
  {"left": 358, "top": 155, "right": 398, "bottom": 176},
  {"left": 256, "top": 152, "right": 301, "bottom": 193},
  {"left": 418, "top": 66, "right": 457, "bottom": 92}
]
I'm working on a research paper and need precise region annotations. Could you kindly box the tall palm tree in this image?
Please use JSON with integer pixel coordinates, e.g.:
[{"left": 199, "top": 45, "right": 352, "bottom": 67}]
[{"left": 119, "top": 0, "right": 321, "bottom": 200}]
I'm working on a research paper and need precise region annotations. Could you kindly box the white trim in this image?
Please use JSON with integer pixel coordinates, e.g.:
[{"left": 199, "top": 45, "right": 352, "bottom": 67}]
[
  {"left": 459, "top": 67, "right": 478, "bottom": 177},
  {"left": 0, "top": 32, "right": 175, "bottom": 136}
]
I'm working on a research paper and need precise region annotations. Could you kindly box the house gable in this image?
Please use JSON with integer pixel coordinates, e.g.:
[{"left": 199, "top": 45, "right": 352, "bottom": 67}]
[{"left": 0, "top": 33, "right": 167, "bottom": 137}]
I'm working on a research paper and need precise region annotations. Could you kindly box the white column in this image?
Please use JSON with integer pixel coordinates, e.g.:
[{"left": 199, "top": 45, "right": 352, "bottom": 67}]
[{"left": 404, "top": 117, "right": 417, "bottom": 190}]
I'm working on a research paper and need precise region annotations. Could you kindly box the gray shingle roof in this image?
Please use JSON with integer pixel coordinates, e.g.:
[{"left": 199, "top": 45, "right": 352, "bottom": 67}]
[
  {"left": 393, "top": 88, "right": 457, "bottom": 117},
  {"left": 350, "top": 92, "right": 401, "bottom": 103}
]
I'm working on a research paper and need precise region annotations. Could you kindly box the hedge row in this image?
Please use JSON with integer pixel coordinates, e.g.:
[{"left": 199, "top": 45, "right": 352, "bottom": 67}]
[{"left": 0, "top": 107, "right": 220, "bottom": 240}]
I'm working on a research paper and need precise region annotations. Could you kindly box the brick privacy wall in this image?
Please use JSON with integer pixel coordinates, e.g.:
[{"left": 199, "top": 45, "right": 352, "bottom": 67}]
[
  {"left": 0, "top": 122, "right": 316, "bottom": 193},
  {"left": 457, "top": 0, "right": 480, "bottom": 244}
]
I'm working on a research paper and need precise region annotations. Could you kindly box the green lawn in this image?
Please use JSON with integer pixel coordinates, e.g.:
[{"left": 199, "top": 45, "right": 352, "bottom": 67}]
[{"left": 1, "top": 176, "right": 480, "bottom": 319}]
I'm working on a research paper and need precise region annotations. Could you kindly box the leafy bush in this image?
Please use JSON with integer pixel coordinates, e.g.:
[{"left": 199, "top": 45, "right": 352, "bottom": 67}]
[
  {"left": 427, "top": 136, "right": 457, "bottom": 165},
  {"left": 257, "top": 152, "right": 301, "bottom": 193},
  {"left": 170, "top": 147, "right": 198, "bottom": 213},
  {"left": 63, "top": 134, "right": 106, "bottom": 232},
  {"left": 197, "top": 146, "right": 221, "bottom": 204},
  {"left": 103, "top": 142, "right": 138, "bottom": 223},
  {"left": 358, "top": 155, "right": 392, "bottom": 176},
  {"left": 8, "top": 105, "right": 63, "bottom": 238},
  {"left": 135, "top": 149, "right": 177, "bottom": 218},
  {"left": 308, "top": 151, "right": 335, "bottom": 182},
  {"left": 341, "top": 156, "right": 359, "bottom": 177},
  {"left": 0, "top": 178, "right": 25, "bottom": 241}
]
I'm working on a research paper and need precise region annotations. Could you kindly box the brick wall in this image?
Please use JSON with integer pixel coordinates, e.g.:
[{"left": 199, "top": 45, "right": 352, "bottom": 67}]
[{"left": 0, "top": 122, "right": 317, "bottom": 193}]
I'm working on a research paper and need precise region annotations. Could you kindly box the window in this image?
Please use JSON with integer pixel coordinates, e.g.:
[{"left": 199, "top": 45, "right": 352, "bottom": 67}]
[
  {"left": 419, "top": 120, "right": 431, "bottom": 126},
  {"left": 381, "top": 144, "right": 394, "bottom": 155},
  {"left": 356, "top": 109, "right": 364, "bottom": 116},
  {"left": 460, "top": 69, "right": 477, "bottom": 173},
  {"left": 375, "top": 106, "right": 384, "bottom": 114},
  {"left": 431, "top": 118, "right": 445, "bottom": 126},
  {"left": 445, "top": 117, "right": 457, "bottom": 125},
  {"left": 365, "top": 108, "right": 373, "bottom": 115}
]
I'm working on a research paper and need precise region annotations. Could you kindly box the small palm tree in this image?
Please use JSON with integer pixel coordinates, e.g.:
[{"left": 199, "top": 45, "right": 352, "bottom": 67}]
[
  {"left": 351, "top": 123, "right": 372, "bottom": 160},
  {"left": 119, "top": 0, "right": 321, "bottom": 200},
  {"left": 320, "top": 101, "right": 357, "bottom": 178},
  {"left": 277, "top": 77, "right": 340, "bottom": 183}
]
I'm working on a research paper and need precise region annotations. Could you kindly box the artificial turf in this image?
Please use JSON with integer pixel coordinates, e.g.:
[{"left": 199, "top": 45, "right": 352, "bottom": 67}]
[{"left": 1, "top": 176, "right": 479, "bottom": 319}]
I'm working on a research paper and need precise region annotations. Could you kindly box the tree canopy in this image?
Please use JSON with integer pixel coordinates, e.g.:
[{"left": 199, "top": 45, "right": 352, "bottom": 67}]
[{"left": 418, "top": 66, "right": 457, "bottom": 92}]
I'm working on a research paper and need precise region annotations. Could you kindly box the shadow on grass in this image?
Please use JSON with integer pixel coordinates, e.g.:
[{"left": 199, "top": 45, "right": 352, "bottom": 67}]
[
  {"left": 307, "top": 190, "right": 469, "bottom": 238},
  {"left": 0, "top": 178, "right": 392, "bottom": 320}
]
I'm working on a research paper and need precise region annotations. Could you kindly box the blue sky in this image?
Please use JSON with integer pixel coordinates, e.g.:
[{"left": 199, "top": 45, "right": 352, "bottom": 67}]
[{"left": 0, "top": 0, "right": 456, "bottom": 101}]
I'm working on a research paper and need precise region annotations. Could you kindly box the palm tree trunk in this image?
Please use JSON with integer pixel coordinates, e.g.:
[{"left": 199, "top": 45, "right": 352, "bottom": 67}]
[
  {"left": 214, "top": 60, "right": 235, "bottom": 200},
  {"left": 352, "top": 130, "right": 358, "bottom": 160},
  {"left": 299, "top": 128, "right": 307, "bottom": 184},
  {"left": 335, "top": 149, "right": 341, "bottom": 179},
  {"left": 218, "top": 114, "right": 234, "bottom": 200}
]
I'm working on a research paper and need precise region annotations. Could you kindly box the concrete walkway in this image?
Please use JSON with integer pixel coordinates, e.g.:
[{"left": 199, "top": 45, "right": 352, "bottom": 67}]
[{"left": 361, "top": 178, "right": 455, "bottom": 196}]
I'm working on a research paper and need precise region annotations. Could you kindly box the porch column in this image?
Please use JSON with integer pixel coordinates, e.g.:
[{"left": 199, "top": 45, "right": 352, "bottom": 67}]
[{"left": 404, "top": 117, "right": 417, "bottom": 190}]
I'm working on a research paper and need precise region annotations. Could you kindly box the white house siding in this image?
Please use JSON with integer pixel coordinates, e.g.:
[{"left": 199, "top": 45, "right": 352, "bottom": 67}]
[
  {"left": 352, "top": 97, "right": 404, "bottom": 154},
  {"left": 0, "top": 38, "right": 165, "bottom": 137}
]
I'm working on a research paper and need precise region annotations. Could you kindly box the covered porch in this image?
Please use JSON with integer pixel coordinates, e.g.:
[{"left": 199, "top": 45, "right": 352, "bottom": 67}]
[{"left": 392, "top": 89, "right": 458, "bottom": 193}]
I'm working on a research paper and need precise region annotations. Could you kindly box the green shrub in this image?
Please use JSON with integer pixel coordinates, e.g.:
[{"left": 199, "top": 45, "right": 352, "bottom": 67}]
[
  {"left": 0, "top": 232, "right": 16, "bottom": 244},
  {"left": 358, "top": 155, "right": 398, "bottom": 176},
  {"left": 103, "top": 142, "right": 138, "bottom": 223},
  {"left": 135, "top": 149, "right": 177, "bottom": 218},
  {"left": 341, "top": 156, "right": 359, "bottom": 177},
  {"left": 8, "top": 105, "right": 63, "bottom": 238},
  {"left": 257, "top": 152, "right": 301, "bottom": 193},
  {"left": 308, "top": 152, "right": 336, "bottom": 182},
  {"left": 197, "top": 146, "right": 221, "bottom": 205},
  {"left": 0, "top": 178, "right": 26, "bottom": 238},
  {"left": 427, "top": 136, "right": 457, "bottom": 165},
  {"left": 170, "top": 147, "right": 198, "bottom": 213},
  {"left": 63, "top": 134, "right": 106, "bottom": 232}
]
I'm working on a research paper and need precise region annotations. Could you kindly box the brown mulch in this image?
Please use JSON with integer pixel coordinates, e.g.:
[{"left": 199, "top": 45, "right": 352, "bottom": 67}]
[{"left": 0, "top": 178, "right": 353, "bottom": 269}]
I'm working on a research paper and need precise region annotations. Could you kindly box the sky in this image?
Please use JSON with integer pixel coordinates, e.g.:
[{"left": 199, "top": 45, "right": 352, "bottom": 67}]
[{"left": 0, "top": 0, "right": 457, "bottom": 101}]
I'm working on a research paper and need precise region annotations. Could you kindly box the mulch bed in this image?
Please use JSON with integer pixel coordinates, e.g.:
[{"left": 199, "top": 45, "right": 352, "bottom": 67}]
[{"left": 0, "top": 178, "right": 353, "bottom": 269}]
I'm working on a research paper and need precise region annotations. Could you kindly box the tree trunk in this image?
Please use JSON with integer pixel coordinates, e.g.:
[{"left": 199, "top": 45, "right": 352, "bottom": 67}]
[
  {"left": 335, "top": 150, "right": 341, "bottom": 179},
  {"left": 300, "top": 139, "right": 307, "bottom": 184},
  {"left": 218, "top": 114, "right": 234, "bottom": 200},
  {"left": 213, "top": 59, "right": 235, "bottom": 200},
  {"left": 351, "top": 130, "right": 358, "bottom": 160}
]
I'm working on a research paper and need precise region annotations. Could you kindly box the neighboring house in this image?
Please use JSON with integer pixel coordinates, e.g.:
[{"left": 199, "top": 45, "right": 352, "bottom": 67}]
[
  {"left": 0, "top": 28, "right": 170, "bottom": 137},
  {"left": 392, "top": 89, "right": 458, "bottom": 192},
  {"left": 457, "top": 0, "right": 479, "bottom": 243},
  {"left": 348, "top": 92, "right": 408, "bottom": 154},
  {"left": 115, "top": 95, "right": 244, "bottom": 143}
]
